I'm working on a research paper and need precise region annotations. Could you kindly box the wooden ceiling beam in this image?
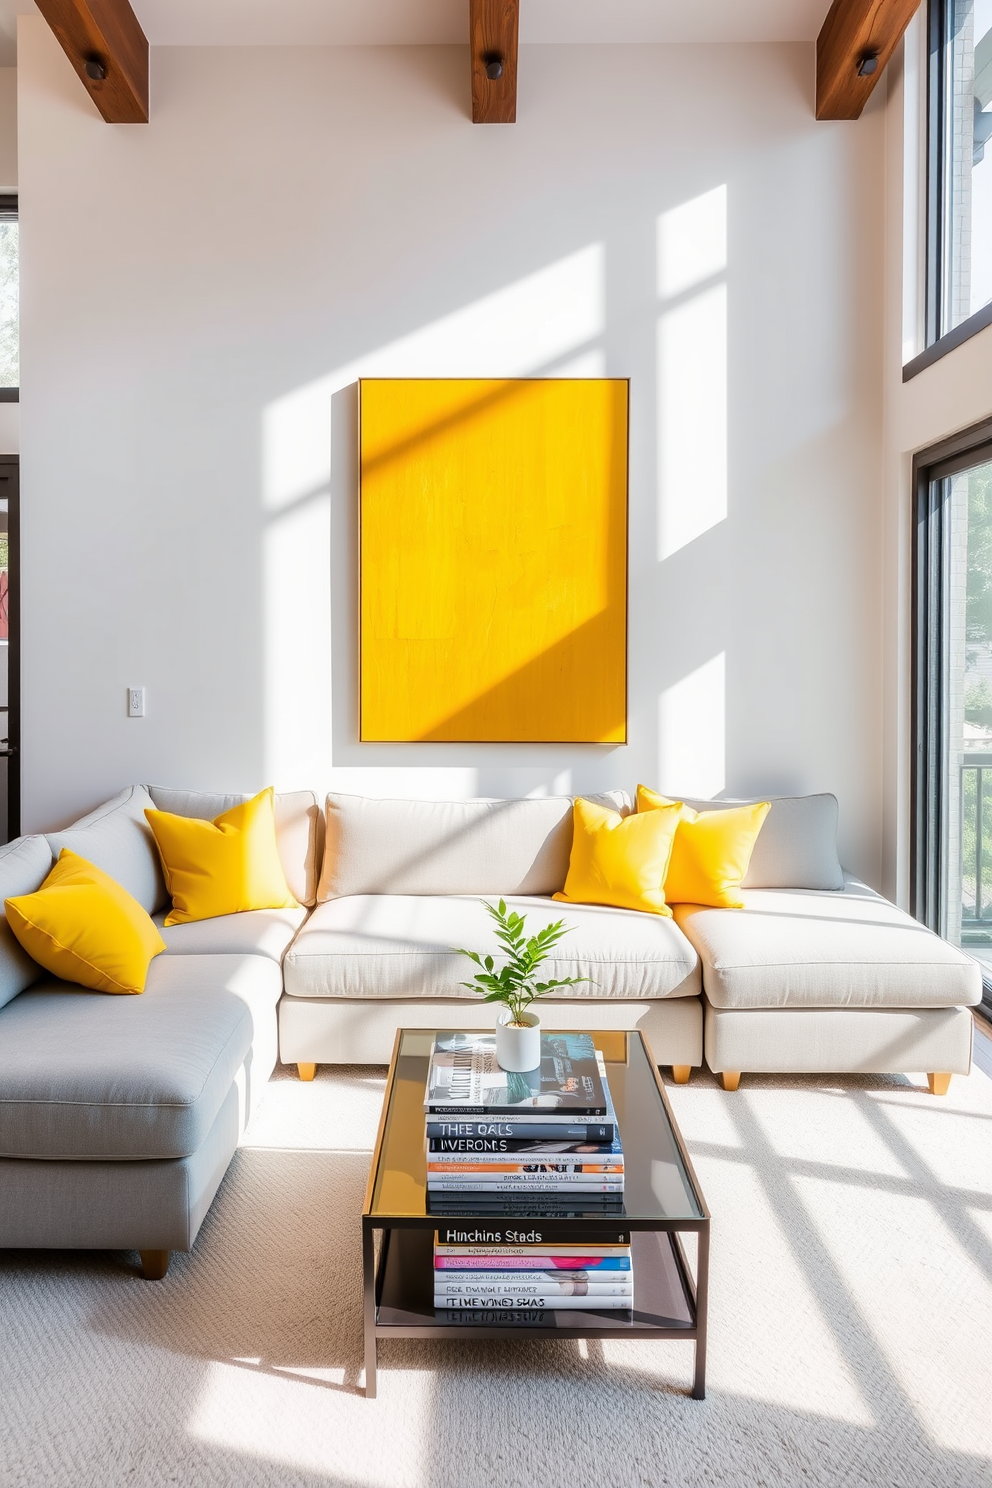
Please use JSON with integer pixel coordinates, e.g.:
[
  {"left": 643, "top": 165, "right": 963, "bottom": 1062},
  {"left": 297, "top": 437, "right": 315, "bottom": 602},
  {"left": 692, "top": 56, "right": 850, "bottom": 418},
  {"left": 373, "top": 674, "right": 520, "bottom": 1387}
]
[
  {"left": 816, "top": 0, "right": 921, "bottom": 119},
  {"left": 470, "top": 0, "right": 518, "bottom": 124},
  {"left": 34, "top": 0, "right": 149, "bottom": 123}
]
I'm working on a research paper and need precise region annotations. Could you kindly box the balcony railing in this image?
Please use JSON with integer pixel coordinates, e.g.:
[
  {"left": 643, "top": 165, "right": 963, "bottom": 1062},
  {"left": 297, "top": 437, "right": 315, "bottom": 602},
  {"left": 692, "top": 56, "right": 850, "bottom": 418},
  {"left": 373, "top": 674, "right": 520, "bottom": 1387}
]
[{"left": 962, "top": 753, "right": 992, "bottom": 935}]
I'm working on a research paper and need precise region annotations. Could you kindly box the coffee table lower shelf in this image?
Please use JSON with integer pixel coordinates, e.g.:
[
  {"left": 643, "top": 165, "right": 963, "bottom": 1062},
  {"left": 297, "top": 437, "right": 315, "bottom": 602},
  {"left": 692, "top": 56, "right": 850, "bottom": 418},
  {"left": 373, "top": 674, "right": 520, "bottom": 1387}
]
[{"left": 364, "top": 1227, "right": 706, "bottom": 1398}]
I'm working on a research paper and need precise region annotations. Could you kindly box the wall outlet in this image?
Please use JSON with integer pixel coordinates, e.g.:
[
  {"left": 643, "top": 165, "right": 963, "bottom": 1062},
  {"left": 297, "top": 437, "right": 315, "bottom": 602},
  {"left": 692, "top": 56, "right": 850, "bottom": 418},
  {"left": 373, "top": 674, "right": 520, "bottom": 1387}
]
[{"left": 128, "top": 687, "right": 145, "bottom": 718}]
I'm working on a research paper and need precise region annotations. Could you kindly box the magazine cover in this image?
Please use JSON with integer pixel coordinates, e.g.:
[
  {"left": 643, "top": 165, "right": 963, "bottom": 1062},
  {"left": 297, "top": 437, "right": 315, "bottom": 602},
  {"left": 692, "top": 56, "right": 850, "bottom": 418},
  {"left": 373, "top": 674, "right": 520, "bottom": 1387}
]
[{"left": 425, "top": 1031, "right": 607, "bottom": 1114}]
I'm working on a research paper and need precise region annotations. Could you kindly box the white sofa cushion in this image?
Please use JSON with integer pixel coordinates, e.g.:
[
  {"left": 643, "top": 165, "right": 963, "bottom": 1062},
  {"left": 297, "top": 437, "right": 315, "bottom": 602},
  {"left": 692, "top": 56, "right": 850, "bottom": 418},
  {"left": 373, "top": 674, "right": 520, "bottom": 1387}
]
[
  {"left": 0, "top": 836, "right": 55, "bottom": 1010},
  {"left": 675, "top": 877, "right": 982, "bottom": 1010},
  {"left": 283, "top": 892, "right": 699, "bottom": 1001},
  {"left": 674, "top": 793, "right": 844, "bottom": 890},
  {"left": 153, "top": 906, "right": 308, "bottom": 962},
  {"left": 146, "top": 786, "right": 322, "bottom": 907},
  {"left": 703, "top": 1003, "right": 975, "bottom": 1075},
  {"left": 316, "top": 792, "right": 630, "bottom": 901},
  {"left": 46, "top": 784, "right": 166, "bottom": 914}
]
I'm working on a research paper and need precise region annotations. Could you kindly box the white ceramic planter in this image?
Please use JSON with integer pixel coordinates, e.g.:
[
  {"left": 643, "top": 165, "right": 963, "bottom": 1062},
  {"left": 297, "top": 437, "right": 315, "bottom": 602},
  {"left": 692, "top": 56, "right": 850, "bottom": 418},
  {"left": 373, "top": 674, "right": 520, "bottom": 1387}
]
[{"left": 495, "top": 1008, "right": 542, "bottom": 1072}]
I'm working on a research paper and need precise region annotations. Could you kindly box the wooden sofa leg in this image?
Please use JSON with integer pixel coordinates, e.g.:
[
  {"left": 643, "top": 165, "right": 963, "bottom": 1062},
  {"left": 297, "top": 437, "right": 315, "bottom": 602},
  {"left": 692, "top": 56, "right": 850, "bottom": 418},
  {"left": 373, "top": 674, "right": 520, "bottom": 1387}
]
[
  {"left": 671, "top": 1065, "right": 691, "bottom": 1085},
  {"left": 297, "top": 1062, "right": 317, "bottom": 1082},
  {"left": 927, "top": 1072, "right": 952, "bottom": 1095},
  {"left": 721, "top": 1071, "right": 742, "bottom": 1092},
  {"left": 139, "top": 1249, "right": 170, "bottom": 1281}
]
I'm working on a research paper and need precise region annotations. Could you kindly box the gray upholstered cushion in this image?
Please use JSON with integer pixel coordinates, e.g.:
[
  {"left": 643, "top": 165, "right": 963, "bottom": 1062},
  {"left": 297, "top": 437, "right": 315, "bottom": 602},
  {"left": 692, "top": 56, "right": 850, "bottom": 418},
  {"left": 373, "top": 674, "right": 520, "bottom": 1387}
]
[
  {"left": 0, "top": 1081, "right": 243, "bottom": 1251},
  {"left": 675, "top": 793, "right": 844, "bottom": 890},
  {"left": 317, "top": 792, "right": 631, "bottom": 901},
  {"left": 0, "top": 953, "right": 282, "bottom": 1160},
  {"left": 284, "top": 892, "right": 699, "bottom": 1001},
  {"left": 47, "top": 785, "right": 166, "bottom": 914},
  {"left": 675, "top": 878, "right": 982, "bottom": 1010},
  {"left": 0, "top": 835, "right": 55, "bottom": 1010},
  {"left": 146, "top": 786, "right": 322, "bottom": 907},
  {"left": 153, "top": 905, "right": 308, "bottom": 962}
]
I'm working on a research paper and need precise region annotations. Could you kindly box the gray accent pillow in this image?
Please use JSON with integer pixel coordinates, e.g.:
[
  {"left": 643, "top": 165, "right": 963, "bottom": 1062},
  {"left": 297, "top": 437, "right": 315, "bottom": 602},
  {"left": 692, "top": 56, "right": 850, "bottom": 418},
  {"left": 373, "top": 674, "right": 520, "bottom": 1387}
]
[
  {"left": 317, "top": 791, "right": 631, "bottom": 901},
  {"left": 46, "top": 784, "right": 166, "bottom": 915},
  {"left": 676, "top": 793, "right": 844, "bottom": 890},
  {"left": 0, "top": 835, "right": 55, "bottom": 1010}
]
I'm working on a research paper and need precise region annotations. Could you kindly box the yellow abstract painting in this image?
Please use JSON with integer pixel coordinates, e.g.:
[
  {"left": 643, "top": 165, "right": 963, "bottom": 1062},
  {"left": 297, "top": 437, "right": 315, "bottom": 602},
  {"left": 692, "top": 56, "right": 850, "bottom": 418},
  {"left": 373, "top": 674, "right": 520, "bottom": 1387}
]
[{"left": 359, "top": 378, "right": 628, "bottom": 743}]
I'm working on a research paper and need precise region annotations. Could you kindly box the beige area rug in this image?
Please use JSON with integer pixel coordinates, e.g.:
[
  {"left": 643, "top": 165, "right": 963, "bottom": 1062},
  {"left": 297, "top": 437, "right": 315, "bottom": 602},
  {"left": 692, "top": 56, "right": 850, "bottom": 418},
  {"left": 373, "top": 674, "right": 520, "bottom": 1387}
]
[{"left": 2, "top": 1046, "right": 992, "bottom": 1488}]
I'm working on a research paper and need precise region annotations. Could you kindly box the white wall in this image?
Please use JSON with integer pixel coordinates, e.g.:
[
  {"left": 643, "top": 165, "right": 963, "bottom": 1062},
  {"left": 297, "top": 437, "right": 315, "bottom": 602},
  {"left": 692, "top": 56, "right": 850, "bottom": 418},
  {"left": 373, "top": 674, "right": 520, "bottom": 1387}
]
[{"left": 17, "top": 21, "right": 887, "bottom": 878}]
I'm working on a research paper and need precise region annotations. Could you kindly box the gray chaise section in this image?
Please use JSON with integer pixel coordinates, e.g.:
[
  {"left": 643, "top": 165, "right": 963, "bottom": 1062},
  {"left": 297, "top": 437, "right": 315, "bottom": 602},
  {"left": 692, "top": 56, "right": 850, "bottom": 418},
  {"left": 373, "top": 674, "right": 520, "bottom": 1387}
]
[{"left": 0, "top": 787, "right": 318, "bottom": 1279}]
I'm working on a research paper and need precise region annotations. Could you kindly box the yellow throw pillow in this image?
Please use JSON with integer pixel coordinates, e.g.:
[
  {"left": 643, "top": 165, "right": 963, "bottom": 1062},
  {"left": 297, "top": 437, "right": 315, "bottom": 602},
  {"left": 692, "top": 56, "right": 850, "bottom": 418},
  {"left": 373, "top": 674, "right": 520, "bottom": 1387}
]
[
  {"left": 5, "top": 849, "right": 166, "bottom": 995},
  {"left": 145, "top": 786, "right": 299, "bottom": 926},
  {"left": 552, "top": 796, "right": 683, "bottom": 916},
  {"left": 636, "top": 785, "right": 770, "bottom": 908}
]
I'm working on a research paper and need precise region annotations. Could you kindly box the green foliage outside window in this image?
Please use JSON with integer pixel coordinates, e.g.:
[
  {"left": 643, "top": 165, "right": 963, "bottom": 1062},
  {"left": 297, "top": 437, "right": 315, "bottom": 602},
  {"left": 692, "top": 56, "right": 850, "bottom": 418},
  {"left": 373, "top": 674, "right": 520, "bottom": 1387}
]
[
  {"left": 965, "top": 676, "right": 992, "bottom": 728},
  {"left": 962, "top": 463, "right": 992, "bottom": 927},
  {"left": 965, "top": 463, "right": 992, "bottom": 663}
]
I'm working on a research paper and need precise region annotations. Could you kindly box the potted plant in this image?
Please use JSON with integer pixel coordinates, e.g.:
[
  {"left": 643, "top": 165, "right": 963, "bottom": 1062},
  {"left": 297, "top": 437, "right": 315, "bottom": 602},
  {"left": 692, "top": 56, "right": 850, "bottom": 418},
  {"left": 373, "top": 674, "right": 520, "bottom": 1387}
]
[{"left": 456, "top": 899, "right": 590, "bottom": 1072}]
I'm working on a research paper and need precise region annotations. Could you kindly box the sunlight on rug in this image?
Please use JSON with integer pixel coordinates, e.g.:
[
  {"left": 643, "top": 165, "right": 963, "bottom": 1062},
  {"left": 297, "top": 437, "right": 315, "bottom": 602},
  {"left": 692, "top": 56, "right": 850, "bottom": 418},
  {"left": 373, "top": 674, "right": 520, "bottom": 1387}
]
[{"left": 1, "top": 1053, "right": 990, "bottom": 1488}]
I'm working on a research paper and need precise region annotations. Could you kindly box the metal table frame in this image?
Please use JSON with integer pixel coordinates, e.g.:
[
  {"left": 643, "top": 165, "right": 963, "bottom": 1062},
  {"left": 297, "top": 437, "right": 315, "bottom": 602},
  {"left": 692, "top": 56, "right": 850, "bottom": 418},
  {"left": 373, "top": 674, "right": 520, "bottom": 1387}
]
[{"left": 361, "top": 1028, "right": 710, "bottom": 1399}]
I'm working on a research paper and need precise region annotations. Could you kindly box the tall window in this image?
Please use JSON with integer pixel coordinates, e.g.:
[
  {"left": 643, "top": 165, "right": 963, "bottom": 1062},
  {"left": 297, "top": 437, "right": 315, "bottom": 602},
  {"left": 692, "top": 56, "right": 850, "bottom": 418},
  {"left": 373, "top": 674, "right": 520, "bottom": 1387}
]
[
  {"left": 0, "top": 195, "right": 16, "bottom": 396},
  {"left": 914, "top": 420, "right": 992, "bottom": 1013},
  {"left": 924, "top": 0, "right": 992, "bottom": 353}
]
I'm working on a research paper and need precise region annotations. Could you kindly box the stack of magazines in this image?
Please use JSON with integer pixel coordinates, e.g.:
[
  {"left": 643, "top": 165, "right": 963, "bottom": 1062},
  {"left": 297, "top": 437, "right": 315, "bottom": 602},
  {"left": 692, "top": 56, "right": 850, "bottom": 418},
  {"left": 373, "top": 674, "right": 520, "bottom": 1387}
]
[
  {"left": 433, "top": 1224, "right": 633, "bottom": 1314},
  {"left": 424, "top": 1031, "right": 624, "bottom": 1215}
]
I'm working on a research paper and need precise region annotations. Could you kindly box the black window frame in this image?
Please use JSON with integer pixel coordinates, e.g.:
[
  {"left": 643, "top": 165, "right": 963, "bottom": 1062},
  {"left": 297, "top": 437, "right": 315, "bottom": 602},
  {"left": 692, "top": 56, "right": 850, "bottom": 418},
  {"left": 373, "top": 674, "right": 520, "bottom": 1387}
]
[
  {"left": 913, "top": 415, "right": 992, "bottom": 1017},
  {"left": 0, "top": 192, "right": 15, "bottom": 403},
  {"left": 904, "top": 0, "right": 992, "bottom": 381}
]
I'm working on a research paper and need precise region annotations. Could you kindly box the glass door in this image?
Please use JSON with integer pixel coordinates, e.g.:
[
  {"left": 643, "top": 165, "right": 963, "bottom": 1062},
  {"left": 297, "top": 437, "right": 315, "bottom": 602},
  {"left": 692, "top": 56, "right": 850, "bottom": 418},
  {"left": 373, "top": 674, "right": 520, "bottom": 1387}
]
[
  {"left": 0, "top": 457, "right": 18, "bottom": 842},
  {"left": 915, "top": 428, "right": 992, "bottom": 1011}
]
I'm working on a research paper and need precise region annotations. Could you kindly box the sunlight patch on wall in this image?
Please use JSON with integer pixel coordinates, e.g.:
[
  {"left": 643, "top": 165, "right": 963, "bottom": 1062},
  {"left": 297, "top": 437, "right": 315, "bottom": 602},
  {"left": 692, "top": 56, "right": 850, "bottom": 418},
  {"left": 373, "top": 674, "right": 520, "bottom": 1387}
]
[
  {"left": 656, "top": 187, "right": 728, "bottom": 562},
  {"left": 318, "top": 767, "right": 481, "bottom": 798},
  {"left": 658, "top": 186, "right": 727, "bottom": 299},
  {"left": 657, "top": 652, "right": 726, "bottom": 798},
  {"left": 262, "top": 495, "right": 331, "bottom": 789},
  {"left": 262, "top": 246, "right": 606, "bottom": 513},
  {"left": 552, "top": 348, "right": 607, "bottom": 378},
  {"left": 527, "top": 768, "right": 573, "bottom": 797}
]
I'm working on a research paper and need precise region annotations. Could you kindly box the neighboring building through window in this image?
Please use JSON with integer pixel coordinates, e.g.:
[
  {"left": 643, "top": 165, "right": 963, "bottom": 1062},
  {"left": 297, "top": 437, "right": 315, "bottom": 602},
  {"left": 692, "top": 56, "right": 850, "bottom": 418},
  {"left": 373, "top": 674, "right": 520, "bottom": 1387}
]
[{"left": 0, "top": 195, "right": 15, "bottom": 395}]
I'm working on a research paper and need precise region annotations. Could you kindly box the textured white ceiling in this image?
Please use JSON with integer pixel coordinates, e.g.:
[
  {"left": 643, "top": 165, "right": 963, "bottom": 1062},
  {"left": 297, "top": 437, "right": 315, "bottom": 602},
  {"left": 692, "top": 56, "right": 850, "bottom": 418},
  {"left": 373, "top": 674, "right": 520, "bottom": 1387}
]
[{"left": 0, "top": 0, "right": 831, "bottom": 55}]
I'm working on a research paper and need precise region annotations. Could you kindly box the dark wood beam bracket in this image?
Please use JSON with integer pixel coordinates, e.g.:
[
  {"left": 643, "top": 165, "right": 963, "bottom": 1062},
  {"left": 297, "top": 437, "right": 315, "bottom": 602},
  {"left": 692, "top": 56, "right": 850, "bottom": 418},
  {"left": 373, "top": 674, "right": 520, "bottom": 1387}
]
[
  {"left": 470, "top": 0, "right": 518, "bottom": 124},
  {"left": 34, "top": 0, "right": 149, "bottom": 123},
  {"left": 816, "top": 0, "right": 921, "bottom": 118}
]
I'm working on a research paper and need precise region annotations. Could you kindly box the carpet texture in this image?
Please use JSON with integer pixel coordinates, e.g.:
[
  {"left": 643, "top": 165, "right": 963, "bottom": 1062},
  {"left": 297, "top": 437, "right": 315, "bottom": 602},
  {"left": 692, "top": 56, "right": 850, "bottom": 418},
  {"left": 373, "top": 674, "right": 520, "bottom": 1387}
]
[{"left": 1, "top": 1052, "right": 991, "bottom": 1488}]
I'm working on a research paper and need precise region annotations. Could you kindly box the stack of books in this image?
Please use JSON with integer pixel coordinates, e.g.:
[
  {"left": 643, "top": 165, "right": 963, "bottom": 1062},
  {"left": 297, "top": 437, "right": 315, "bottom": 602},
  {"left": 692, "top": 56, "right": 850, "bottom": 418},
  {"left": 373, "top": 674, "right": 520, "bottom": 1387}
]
[
  {"left": 433, "top": 1224, "right": 634, "bottom": 1314},
  {"left": 423, "top": 1030, "right": 625, "bottom": 1216}
]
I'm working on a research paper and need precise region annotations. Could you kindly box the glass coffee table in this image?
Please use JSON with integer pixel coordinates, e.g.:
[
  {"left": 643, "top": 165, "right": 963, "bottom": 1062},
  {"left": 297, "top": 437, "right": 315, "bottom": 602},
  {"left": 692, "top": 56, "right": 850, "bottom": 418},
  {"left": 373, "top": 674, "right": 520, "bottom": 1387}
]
[{"left": 362, "top": 1028, "right": 710, "bottom": 1399}]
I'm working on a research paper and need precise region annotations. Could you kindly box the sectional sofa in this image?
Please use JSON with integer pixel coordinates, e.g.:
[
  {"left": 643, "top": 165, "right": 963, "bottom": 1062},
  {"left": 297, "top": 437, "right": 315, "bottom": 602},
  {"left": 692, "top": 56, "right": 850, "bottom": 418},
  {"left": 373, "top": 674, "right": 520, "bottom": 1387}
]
[{"left": 0, "top": 784, "right": 981, "bottom": 1278}]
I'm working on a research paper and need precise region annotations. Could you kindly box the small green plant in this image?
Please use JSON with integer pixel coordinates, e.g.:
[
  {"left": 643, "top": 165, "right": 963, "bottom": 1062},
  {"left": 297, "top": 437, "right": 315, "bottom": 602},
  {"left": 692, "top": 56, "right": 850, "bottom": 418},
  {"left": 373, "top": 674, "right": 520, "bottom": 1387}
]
[{"left": 456, "top": 899, "right": 590, "bottom": 1026}]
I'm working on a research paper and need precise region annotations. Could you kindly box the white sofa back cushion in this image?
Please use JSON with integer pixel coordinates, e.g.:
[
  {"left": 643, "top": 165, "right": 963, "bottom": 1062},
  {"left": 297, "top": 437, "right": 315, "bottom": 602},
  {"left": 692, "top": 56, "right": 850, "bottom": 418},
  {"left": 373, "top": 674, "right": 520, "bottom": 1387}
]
[
  {"left": 46, "top": 784, "right": 166, "bottom": 914},
  {"left": 676, "top": 793, "right": 844, "bottom": 890},
  {"left": 317, "top": 792, "right": 631, "bottom": 901},
  {"left": 146, "top": 786, "right": 322, "bottom": 907},
  {"left": 0, "top": 835, "right": 55, "bottom": 1009}
]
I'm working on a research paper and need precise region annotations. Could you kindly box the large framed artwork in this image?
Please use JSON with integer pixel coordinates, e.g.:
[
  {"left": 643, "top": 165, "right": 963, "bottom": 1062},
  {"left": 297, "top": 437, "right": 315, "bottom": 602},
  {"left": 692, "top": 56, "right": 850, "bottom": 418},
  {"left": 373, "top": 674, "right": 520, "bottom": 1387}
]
[{"left": 359, "top": 377, "right": 628, "bottom": 743}]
